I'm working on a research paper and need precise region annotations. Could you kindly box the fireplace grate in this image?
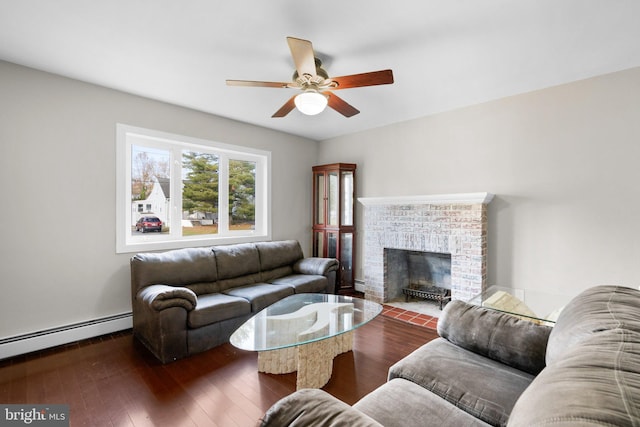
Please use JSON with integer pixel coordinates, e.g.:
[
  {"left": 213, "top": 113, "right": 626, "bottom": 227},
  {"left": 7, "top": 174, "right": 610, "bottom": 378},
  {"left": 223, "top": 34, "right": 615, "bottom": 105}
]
[{"left": 402, "top": 285, "right": 451, "bottom": 310}]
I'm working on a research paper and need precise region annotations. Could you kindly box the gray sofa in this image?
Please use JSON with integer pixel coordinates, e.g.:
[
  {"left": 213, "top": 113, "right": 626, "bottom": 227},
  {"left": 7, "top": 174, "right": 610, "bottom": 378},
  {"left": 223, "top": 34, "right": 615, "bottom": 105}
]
[
  {"left": 130, "top": 240, "right": 339, "bottom": 363},
  {"left": 260, "top": 285, "right": 640, "bottom": 426}
]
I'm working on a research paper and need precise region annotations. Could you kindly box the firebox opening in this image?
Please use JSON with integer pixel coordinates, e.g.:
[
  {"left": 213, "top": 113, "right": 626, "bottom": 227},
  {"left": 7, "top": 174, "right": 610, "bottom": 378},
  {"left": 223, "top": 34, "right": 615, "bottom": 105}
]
[{"left": 384, "top": 249, "right": 452, "bottom": 308}]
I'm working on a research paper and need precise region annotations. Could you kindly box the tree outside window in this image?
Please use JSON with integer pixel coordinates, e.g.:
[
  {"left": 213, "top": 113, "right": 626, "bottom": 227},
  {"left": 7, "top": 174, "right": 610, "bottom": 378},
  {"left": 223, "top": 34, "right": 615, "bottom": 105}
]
[{"left": 229, "top": 159, "right": 256, "bottom": 229}]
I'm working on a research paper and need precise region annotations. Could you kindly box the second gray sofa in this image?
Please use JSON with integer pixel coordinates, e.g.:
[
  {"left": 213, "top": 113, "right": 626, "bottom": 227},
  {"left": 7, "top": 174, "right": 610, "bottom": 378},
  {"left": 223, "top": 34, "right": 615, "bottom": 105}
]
[
  {"left": 260, "top": 285, "right": 640, "bottom": 426},
  {"left": 130, "top": 240, "right": 339, "bottom": 363}
]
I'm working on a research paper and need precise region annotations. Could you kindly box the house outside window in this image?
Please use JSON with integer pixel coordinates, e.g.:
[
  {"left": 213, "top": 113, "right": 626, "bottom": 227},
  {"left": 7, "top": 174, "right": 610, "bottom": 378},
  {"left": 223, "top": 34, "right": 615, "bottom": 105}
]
[{"left": 116, "top": 124, "right": 271, "bottom": 253}]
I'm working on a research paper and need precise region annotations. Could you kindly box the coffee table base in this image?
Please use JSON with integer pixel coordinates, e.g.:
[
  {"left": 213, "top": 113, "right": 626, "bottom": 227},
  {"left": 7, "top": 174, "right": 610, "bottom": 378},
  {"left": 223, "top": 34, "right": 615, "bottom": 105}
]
[{"left": 257, "top": 330, "right": 354, "bottom": 389}]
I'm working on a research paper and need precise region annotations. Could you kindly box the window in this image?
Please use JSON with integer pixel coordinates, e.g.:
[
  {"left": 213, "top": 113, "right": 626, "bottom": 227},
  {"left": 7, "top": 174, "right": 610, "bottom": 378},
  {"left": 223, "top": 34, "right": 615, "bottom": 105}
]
[{"left": 116, "top": 124, "right": 271, "bottom": 253}]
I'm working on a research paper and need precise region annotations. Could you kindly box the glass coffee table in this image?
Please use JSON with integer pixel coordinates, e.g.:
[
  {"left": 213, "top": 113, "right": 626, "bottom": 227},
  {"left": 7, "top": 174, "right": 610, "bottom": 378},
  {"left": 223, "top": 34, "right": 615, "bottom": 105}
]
[
  {"left": 230, "top": 293, "right": 382, "bottom": 390},
  {"left": 466, "top": 285, "right": 574, "bottom": 326}
]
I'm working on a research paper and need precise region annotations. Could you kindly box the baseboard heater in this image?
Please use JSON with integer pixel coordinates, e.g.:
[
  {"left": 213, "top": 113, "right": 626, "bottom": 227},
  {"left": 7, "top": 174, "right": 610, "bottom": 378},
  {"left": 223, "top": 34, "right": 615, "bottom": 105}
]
[{"left": 0, "top": 312, "right": 133, "bottom": 361}]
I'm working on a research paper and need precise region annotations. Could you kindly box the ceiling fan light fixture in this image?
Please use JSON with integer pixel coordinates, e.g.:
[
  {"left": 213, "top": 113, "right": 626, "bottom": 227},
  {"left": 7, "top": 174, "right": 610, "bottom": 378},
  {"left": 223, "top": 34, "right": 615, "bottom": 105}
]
[{"left": 294, "top": 90, "right": 328, "bottom": 115}]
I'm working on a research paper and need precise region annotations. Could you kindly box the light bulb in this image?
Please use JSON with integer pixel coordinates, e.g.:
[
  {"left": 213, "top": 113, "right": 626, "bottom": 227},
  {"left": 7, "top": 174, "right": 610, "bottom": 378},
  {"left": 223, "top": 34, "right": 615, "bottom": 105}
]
[{"left": 294, "top": 90, "right": 328, "bottom": 115}]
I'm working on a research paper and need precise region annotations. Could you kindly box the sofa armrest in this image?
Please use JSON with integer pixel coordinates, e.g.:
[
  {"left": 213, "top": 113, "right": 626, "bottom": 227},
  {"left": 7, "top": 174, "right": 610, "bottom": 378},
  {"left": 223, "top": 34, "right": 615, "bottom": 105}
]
[
  {"left": 259, "top": 389, "right": 382, "bottom": 427},
  {"left": 137, "top": 284, "right": 197, "bottom": 311},
  {"left": 294, "top": 257, "right": 339, "bottom": 276},
  {"left": 438, "top": 300, "right": 552, "bottom": 375}
]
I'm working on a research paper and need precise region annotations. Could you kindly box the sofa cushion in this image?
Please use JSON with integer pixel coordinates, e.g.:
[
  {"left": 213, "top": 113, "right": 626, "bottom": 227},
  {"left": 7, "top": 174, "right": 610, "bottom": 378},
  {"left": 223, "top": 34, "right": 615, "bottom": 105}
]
[
  {"left": 255, "top": 240, "right": 304, "bottom": 271},
  {"left": 271, "top": 274, "right": 328, "bottom": 293},
  {"left": 213, "top": 243, "right": 261, "bottom": 280},
  {"left": 438, "top": 300, "right": 551, "bottom": 375},
  {"left": 389, "top": 338, "right": 535, "bottom": 427},
  {"left": 509, "top": 329, "right": 640, "bottom": 427},
  {"left": 188, "top": 293, "right": 251, "bottom": 329},
  {"left": 131, "top": 247, "right": 217, "bottom": 294},
  {"left": 223, "top": 283, "right": 294, "bottom": 312},
  {"left": 259, "top": 388, "right": 383, "bottom": 427},
  {"left": 546, "top": 285, "right": 640, "bottom": 366},
  {"left": 354, "top": 378, "right": 492, "bottom": 427}
]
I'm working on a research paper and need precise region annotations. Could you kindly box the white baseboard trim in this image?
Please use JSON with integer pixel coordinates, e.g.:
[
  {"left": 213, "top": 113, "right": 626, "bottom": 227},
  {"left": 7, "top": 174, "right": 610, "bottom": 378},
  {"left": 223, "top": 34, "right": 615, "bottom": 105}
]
[
  {"left": 0, "top": 313, "right": 132, "bottom": 360},
  {"left": 354, "top": 279, "right": 365, "bottom": 293}
]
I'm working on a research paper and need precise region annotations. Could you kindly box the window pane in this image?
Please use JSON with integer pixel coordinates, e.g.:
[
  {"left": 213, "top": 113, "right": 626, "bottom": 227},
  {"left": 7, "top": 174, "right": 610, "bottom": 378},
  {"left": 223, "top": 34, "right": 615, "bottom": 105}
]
[
  {"left": 118, "top": 124, "right": 271, "bottom": 253},
  {"left": 131, "top": 145, "right": 170, "bottom": 236},
  {"left": 182, "top": 151, "right": 219, "bottom": 236},
  {"left": 229, "top": 159, "right": 256, "bottom": 230}
]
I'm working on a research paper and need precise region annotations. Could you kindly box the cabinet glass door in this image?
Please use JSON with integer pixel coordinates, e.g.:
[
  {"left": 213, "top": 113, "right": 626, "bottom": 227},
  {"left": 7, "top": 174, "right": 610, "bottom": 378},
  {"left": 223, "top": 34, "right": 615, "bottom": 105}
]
[
  {"left": 327, "top": 172, "right": 339, "bottom": 226},
  {"left": 314, "top": 231, "right": 325, "bottom": 257},
  {"left": 327, "top": 231, "right": 338, "bottom": 258},
  {"left": 314, "top": 172, "right": 325, "bottom": 225},
  {"left": 341, "top": 171, "right": 354, "bottom": 226},
  {"left": 340, "top": 232, "right": 353, "bottom": 287}
]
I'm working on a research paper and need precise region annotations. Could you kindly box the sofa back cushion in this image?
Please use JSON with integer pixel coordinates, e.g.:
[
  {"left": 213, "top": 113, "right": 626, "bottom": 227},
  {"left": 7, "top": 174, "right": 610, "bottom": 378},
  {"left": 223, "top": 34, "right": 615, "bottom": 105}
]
[
  {"left": 508, "top": 328, "right": 640, "bottom": 426},
  {"left": 511, "top": 285, "right": 640, "bottom": 426},
  {"left": 438, "top": 300, "right": 552, "bottom": 375},
  {"left": 130, "top": 247, "right": 217, "bottom": 296},
  {"left": 213, "top": 243, "right": 260, "bottom": 290},
  {"left": 256, "top": 240, "right": 303, "bottom": 271},
  {"left": 255, "top": 240, "right": 302, "bottom": 282},
  {"left": 546, "top": 285, "right": 640, "bottom": 366}
]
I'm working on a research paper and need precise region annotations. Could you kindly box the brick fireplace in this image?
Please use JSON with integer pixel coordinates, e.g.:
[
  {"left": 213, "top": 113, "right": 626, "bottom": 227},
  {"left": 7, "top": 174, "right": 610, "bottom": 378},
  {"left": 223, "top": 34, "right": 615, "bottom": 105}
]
[{"left": 358, "top": 193, "right": 494, "bottom": 303}]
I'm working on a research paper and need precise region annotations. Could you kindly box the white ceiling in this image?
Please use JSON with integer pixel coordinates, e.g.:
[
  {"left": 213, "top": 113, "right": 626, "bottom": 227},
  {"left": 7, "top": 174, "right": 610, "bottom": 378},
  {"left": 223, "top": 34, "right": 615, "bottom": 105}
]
[{"left": 2, "top": 1, "right": 640, "bottom": 141}]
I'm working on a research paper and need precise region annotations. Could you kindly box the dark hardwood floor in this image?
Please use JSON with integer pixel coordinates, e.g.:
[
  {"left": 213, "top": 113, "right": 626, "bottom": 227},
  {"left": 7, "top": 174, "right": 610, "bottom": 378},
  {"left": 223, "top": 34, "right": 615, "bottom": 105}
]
[{"left": 0, "top": 316, "right": 437, "bottom": 427}]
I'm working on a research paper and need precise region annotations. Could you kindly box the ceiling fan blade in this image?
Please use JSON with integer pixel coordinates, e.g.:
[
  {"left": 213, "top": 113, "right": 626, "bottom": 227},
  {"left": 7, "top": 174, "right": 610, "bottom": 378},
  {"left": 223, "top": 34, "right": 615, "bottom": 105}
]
[
  {"left": 326, "top": 92, "right": 360, "bottom": 117},
  {"left": 226, "top": 79, "right": 296, "bottom": 89},
  {"left": 272, "top": 95, "right": 297, "bottom": 118},
  {"left": 329, "top": 69, "right": 394, "bottom": 90},
  {"left": 287, "top": 37, "right": 317, "bottom": 78}
]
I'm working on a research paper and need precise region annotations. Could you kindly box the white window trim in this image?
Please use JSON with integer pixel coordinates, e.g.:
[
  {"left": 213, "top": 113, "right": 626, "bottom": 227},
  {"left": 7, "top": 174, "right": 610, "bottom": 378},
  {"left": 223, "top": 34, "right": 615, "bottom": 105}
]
[{"left": 116, "top": 124, "right": 271, "bottom": 254}]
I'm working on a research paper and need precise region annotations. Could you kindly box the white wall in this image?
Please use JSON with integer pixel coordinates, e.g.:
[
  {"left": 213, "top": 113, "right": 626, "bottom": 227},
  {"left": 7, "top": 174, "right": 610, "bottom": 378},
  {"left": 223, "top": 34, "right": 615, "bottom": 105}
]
[
  {"left": 318, "top": 67, "right": 640, "bottom": 297},
  {"left": 3, "top": 58, "right": 639, "bottom": 348},
  {"left": 0, "top": 61, "right": 317, "bottom": 341}
]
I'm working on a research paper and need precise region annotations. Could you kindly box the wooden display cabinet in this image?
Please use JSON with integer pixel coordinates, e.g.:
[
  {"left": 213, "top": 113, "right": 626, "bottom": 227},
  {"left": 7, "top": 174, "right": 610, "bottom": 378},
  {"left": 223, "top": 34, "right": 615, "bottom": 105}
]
[{"left": 312, "top": 163, "right": 356, "bottom": 292}]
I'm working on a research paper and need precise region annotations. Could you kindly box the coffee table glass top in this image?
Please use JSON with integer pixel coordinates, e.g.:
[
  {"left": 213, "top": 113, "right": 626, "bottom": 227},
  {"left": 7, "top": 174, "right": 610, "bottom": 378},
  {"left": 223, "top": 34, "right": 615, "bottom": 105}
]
[
  {"left": 230, "top": 293, "right": 382, "bottom": 352},
  {"left": 465, "top": 285, "right": 574, "bottom": 326}
]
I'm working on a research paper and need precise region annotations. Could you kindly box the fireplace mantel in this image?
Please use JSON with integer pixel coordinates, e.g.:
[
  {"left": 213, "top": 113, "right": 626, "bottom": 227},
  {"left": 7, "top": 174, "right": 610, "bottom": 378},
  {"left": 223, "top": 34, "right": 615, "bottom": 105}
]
[{"left": 358, "top": 192, "right": 494, "bottom": 207}]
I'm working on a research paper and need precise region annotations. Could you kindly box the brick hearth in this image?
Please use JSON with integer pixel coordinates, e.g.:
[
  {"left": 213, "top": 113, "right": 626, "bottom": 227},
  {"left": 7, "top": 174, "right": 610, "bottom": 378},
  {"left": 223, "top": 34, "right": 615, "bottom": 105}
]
[{"left": 359, "top": 193, "right": 494, "bottom": 303}]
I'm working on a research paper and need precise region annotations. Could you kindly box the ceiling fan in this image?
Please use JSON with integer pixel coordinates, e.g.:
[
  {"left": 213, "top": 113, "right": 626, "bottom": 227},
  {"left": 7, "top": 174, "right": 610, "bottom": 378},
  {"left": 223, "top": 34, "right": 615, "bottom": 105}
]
[{"left": 226, "top": 37, "right": 394, "bottom": 118}]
